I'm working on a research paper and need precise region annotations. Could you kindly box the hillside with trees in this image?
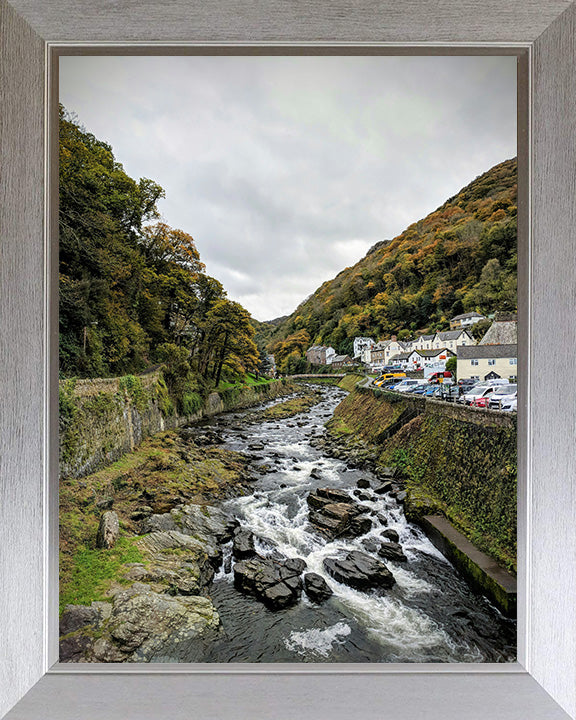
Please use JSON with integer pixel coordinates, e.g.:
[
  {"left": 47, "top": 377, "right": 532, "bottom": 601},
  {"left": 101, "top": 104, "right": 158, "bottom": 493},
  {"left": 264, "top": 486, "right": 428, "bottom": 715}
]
[
  {"left": 269, "top": 158, "right": 517, "bottom": 366},
  {"left": 59, "top": 106, "right": 259, "bottom": 396}
]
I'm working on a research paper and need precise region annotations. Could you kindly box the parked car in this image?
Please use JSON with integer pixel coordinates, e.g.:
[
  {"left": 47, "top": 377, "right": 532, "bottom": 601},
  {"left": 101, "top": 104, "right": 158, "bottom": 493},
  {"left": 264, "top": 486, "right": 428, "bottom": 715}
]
[
  {"left": 425, "top": 385, "right": 438, "bottom": 397},
  {"left": 394, "top": 379, "right": 424, "bottom": 393},
  {"left": 488, "top": 384, "right": 518, "bottom": 410},
  {"left": 458, "top": 378, "right": 476, "bottom": 391},
  {"left": 501, "top": 397, "right": 517, "bottom": 412},
  {"left": 438, "top": 385, "right": 460, "bottom": 402},
  {"left": 410, "top": 383, "right": 429, "bottom": 395},
  {"left": 462, "top": 385, "right": 496, "bottom": 405},
  {"left": 428, "top": 370, "right": 453, "bottom": 384},
  {"left": 472, "top": 396, "right": 491, "bottom": 408}
]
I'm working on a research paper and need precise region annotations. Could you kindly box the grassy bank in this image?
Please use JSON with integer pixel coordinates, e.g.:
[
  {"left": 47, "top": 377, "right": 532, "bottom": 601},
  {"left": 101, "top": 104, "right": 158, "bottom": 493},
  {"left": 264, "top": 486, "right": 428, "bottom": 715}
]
[{"left": 59, "top": 431, "right": 251, "bottom": 612}]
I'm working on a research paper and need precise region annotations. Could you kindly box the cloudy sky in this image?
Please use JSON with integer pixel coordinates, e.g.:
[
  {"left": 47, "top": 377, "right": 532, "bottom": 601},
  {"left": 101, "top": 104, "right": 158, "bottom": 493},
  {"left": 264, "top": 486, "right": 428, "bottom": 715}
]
[{"left": 60, "top": 55, "right": 516, "bottom": 321}]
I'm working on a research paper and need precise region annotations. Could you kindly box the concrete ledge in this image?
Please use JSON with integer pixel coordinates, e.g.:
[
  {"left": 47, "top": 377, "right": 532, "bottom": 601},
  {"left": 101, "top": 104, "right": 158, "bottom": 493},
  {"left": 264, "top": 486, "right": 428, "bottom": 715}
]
[{"left": 419, "top": 515, "right": 517, "bottom": 617}]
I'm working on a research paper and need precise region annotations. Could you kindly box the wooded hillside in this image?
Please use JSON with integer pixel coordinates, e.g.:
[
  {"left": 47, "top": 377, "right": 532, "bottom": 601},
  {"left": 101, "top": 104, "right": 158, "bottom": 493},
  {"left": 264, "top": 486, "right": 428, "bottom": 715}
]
[
  {"left": 270, "top": 158, "right": 517, "bottom": 359},
  {"left": 59, "top": 106, "right": 258, "bottom": 391}
]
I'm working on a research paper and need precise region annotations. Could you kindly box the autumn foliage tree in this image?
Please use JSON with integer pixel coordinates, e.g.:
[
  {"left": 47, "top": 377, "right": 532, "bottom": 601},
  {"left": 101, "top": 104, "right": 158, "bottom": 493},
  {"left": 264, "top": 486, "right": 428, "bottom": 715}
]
[{"left": 59, "top": 106, "right": 259, "bottom": 390}]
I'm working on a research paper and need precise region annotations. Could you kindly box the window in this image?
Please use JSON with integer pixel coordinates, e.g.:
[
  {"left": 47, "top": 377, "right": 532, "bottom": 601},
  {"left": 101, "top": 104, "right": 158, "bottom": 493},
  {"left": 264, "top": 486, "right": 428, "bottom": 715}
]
[
  {"left": 509, "top": 358, "right": 517, "bottom": 365},
  {"left": 471, "top": 359, "right": 479, "bottom": 366},
  {"left": 488, "top": 359, "right": 496, "bottom": 365}
]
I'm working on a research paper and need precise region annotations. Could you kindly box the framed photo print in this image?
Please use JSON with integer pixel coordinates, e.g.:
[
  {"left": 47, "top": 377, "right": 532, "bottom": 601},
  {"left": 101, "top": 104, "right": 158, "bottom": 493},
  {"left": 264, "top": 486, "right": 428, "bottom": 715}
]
[{"left": 1, "top": 2, "right": 575, "bottom": 719}]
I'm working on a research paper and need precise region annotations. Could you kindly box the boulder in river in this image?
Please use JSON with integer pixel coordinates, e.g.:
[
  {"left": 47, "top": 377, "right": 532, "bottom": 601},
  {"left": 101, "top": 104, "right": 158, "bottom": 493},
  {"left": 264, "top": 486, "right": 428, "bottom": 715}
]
[
  {"left": 356, "top": 479, "right": 371, "bottom": 489},
  {"left": 303, "top": 573, "right": 333, "bottom": 603},
  {"left": 233, "top": 555, "right": 304, "bottom": 610},
  {"left": 96, "top": 511, "right": 119, "bottom": 549},
  {"left": 373, "top": 481, "right": 394, "bottom": 495},
  {"left": 380, "top": 528, "right": 400, "bottom": 543},
  {"left": 378, "top": 541, "right": 407, "bottom": 563},
  {"left": 323, "top": 550, "right": 396, "bottom": 591},
  {"left": 233, "top": 528, "right": 256, "bottom": 560},
  {"left": 316, "top": 487, "right": 354, "bottom": 504}
]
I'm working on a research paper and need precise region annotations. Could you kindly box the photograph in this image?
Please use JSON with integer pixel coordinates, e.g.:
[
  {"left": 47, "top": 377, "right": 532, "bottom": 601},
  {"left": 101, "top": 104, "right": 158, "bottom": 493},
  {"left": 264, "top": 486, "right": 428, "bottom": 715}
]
[{"left": 57, "top": 54, "right": 518, "bottom": 664}]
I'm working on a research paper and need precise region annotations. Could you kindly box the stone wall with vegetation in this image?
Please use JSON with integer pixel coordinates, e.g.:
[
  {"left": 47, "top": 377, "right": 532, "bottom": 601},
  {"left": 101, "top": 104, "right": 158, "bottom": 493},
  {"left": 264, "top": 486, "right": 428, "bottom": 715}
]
[
  {"left": 328, "top": 388, "right": 517, "bottom": 571},
  {"left": 59, "top": 372, "right": 292, "bottom": 479}
]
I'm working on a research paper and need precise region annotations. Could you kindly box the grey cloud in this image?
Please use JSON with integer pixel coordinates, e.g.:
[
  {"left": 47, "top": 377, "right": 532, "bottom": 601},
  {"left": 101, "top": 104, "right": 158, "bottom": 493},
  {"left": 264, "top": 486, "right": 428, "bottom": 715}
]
[{"left": 60, "top": 55, "right": 516, "bottom": 320}]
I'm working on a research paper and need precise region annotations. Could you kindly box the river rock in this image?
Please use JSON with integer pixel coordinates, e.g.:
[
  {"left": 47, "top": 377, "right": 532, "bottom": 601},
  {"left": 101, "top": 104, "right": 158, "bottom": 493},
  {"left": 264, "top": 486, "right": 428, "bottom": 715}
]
[
  {"left": 361, "top": 538, "right": 381, "bottom": 554},
  {"left": 137, "top": 530, "right": 218, "bottom": 588},
  {"left": 356, "top": 479, "right": 371, "bottom": 489},
  {"left": 373, "top": 481, "right": 394, "bottom": 495},
  {"left": 233, "top": 555, "right": 304, "bottom": 610},
  {"left": 380, "top": 529, "right": 400, "bottom": 543},
  {"left": 143, "top": 504, "right": 237, "bottom": 558},
  {"left": 316, "top": 487, "right": 353, "bottom": 504},
  {"left": 323, "top": 550, "right": 395, "bottom": 591},
  {"left": 96, "top": 511, "right": 119, "bottom": 549},
  {"left": 378, "top": 541, "right": 407, "bottom": 563},
  {"left": 379, "top": 466, "right": 398, "bottom": 479},
  {"left": 343, "top": 515, "right": 373, "bottom": 537},
  {"left": 309, "top": 468, "right": 322, "bottom": 480},
  {"left": 89, "top": 584, "right": 221, "bottom": 662},
  {"left": 233, "top": 528, "right": 256, "bottom": 559},
  {"left": 303, "top": 573, "right": 333, "bottom": 603}
]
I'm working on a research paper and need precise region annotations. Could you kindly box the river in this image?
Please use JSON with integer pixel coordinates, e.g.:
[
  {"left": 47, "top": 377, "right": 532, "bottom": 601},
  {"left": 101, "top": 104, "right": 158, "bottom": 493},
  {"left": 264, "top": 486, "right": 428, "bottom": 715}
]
[{"left": 194, "top": 383, "right": 516, "bottom": 663}]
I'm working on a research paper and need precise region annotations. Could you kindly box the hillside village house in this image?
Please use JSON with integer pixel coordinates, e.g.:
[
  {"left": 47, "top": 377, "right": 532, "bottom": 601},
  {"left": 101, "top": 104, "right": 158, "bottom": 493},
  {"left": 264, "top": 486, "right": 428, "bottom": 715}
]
[
  {"left": 410, "top": 334, "right": 435, "bottom": 351},
  {"left": 457, "top": 344, "right": 518, "bottom": 381},
  {"left": 449, "top": 311, "right": 486, "bottom": 330},
  {"left": 432, "top": 329, "right": 475, "bottom": 353},
  {"left": 390, "top": 348, "right": 456, "bottom": 371},
  {"left": 330, "top": 354, "right": 353, "bottom": 369},
  {"left": 306, "top": 345, "right": 336, "bottom": 366},
  {"left": 353, "top": 337, "right": 375, "bottom": 359}
]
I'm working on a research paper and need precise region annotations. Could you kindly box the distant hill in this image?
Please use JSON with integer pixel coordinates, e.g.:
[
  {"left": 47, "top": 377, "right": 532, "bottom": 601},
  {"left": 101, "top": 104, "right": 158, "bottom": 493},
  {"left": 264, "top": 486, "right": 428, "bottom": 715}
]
[{"left": 270, "top": 158, "right": 517, "bottom": 359}]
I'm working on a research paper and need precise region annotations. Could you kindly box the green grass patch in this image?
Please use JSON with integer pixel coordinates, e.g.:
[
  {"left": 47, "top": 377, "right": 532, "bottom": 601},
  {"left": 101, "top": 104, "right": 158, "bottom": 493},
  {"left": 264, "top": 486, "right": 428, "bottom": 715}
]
[{"left": 60, "top": 536, "right": 144, "bottom": 613}]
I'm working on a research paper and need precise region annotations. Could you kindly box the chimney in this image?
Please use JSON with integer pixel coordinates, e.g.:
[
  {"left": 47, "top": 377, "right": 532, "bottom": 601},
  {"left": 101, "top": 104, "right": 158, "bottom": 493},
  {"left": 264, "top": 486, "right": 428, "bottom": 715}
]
[{"left": 391, "top": 335, "right": 397, "bottom": 342}]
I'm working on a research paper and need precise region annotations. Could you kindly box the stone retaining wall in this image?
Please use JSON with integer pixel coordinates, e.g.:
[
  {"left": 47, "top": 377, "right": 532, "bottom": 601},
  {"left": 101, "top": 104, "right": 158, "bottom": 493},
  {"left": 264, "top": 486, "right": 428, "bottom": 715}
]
[{"left": 59, "top": 374, "right": 293, "bottom": 479}]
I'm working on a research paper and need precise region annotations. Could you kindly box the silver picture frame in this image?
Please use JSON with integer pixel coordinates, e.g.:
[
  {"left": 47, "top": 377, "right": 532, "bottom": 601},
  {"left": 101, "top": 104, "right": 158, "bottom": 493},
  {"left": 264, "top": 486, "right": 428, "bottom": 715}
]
[{"left": 1, "top": 1, "right": 575, "bottom": 718}]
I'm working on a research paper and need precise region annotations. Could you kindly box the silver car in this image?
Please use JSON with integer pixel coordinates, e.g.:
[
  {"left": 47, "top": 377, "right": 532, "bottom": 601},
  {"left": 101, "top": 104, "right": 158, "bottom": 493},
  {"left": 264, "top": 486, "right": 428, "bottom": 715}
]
[{"left": 488, "top": 384, "right": 518, "bottom": 410}]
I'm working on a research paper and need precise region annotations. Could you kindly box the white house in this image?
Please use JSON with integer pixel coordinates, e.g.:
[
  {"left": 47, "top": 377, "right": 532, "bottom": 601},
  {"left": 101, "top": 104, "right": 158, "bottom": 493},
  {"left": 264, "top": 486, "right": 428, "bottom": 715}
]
[
  {"left": 353, "top": 336, "right": 375, "bottom": 359},
  {"left": 457, "top": 344, "right": 518, "bottom": 381},
  {"left": 411, "top": 334, "right": 435, "bottom": 351},
  {"left": 449, "top": 311, "right": 486, "bottom": 330},
  {"left": 432, "top": 329, "right": 475, "bottom": 354},
  {"left": 391, "top": 348, "right": 455, "bottom": 371}
]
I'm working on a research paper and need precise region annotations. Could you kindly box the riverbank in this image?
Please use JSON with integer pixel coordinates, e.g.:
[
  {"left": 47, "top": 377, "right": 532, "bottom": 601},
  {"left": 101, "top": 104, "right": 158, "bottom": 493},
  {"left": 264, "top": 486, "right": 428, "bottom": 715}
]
[
  {"left": 324, "top": 387, "right": 517, "bottom": 574},
  {"left": 59, "top": 371, "right": 296, "bottom": 479},
  {"left": 60, "top": 384, "right": 515, "bottom": 663}
]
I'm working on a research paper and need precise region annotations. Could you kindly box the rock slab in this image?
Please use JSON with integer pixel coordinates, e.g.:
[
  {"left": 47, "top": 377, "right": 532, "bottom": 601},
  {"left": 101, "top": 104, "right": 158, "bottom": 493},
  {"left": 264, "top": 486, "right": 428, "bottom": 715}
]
[
  {"left": 323, "top": 550, "right": 395, "bottom": 591},
  {"left": 233, "top": 555, "right": 304, "bottom": 610}
]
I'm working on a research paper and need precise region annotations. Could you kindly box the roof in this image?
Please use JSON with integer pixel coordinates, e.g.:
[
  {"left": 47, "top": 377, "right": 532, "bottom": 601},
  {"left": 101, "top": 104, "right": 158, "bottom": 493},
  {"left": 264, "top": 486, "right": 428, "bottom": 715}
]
[
  {"left": 389, "top": 352, "right": 411, "bottom": 361},
  {"left": 416, "top": 348, "right": 456, "bottom": 358},
  {"left": 458, "top": 344, "right": 517, "bottom": 359},
  {"left": 450, "top": 311, "right": 485, "bottom": 321},
  {"left": 479, "top": 319, "right": 517, "bottom": 345},
  {"left": 307, "top": 345, "right": 327, "bottom": 351},
  {"left": 436, "top": 330, "right": 471, "bottom": 341},
  {"left": 332, "top": 354, "right": 351, "bottom": 363},
  {"left": 373, "top": 340, "right": 391, "bottom": 350}
]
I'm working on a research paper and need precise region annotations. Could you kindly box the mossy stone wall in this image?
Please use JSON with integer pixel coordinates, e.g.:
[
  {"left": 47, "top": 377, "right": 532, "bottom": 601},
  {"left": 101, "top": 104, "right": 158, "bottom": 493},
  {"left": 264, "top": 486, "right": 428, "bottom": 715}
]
[
  {"left": 60, "top": 374, "right": 292, "bottom": 479},
  {"left": 330, "top": 388, "right": 517, "bottom": 570}
]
